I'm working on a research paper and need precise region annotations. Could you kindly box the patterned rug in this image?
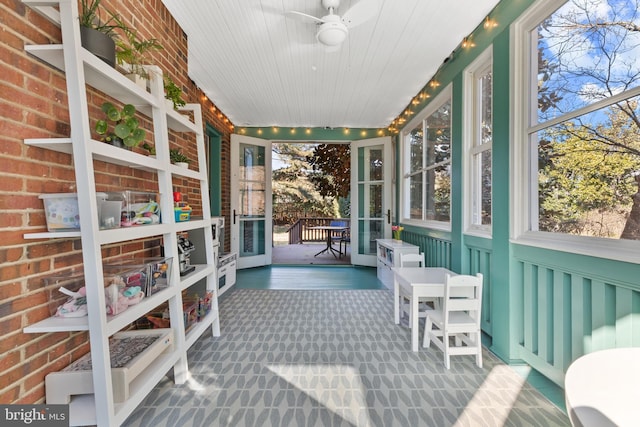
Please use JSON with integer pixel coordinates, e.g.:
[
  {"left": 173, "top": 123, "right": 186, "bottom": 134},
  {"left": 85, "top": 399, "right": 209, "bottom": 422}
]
[{"left": 123, "top": 289, "right": 569, "bottom": 426}]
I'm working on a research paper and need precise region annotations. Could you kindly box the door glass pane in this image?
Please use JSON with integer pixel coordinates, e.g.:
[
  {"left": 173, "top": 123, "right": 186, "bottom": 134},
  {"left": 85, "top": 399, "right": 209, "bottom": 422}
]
[
  {"left": 358, "top": 183, "right": 383, "bottom": 218},
  {"left": 358, "top": 146, "right": 383, "bottom": 181},
  {"left": 240, "top": 144, "right": 265, "bottom": 180},
  {"left": 240, "top": 219, "right": 265, "bottom": 256},
  {"left": 239, "top": 181, "right": 265, "bottom": 216},
  {"left": 357, "top": 219, "right": 382, "bottom": 255}
]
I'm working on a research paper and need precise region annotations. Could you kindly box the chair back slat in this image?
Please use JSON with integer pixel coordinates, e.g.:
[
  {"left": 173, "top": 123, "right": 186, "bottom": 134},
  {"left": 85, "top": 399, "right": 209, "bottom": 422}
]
[{"left": 399, "top": 252, "right": 425, "bottom": 267}]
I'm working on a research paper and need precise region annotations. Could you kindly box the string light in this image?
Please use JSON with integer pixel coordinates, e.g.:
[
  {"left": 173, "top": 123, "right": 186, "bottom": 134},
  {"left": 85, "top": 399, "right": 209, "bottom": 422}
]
[
  {"left": 484, "top": 15, "right": 498, "bottom": 29},
  {"left": 305, "top": 128, "right": 311, "bottom": 135},
  {"left": 343, "top": 128, "right": 350, "bottom": 135},
  {"left": 462, "top": 37, "right": 476, "bottom": 49},
  {"left": 272, "top": 127, "right": 278, "bottom": 133},
  {"left": 257, "top": 128, "right": 263, "bottom": 135}
]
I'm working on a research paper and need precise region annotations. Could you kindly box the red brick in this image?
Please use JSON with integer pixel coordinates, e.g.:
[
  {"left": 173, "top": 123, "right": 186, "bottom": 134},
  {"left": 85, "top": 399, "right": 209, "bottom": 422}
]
[
  {"left": 0, "top": 385, "right": 20, "bottom": 404},
  {"left": 0, "top": 282, "right": 22, "bottom": 300}
]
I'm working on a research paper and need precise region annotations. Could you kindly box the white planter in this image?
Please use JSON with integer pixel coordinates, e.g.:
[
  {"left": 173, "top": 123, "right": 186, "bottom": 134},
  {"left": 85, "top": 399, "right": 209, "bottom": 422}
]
[
  {"left": 126, "top": 73, "right": 148, "bottom": 90},
  {"left": 174, "top": 162, "right": 189, "bottom": 168}
]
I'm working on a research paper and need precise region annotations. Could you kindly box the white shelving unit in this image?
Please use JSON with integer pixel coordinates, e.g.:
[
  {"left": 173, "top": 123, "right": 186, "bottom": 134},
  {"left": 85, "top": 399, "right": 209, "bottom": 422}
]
[
  {"left": 21, "top": 1, "right": 220, "bottom": 425},
  {"left": 376, "top": 239, "right": 419, "bottom": 289}
]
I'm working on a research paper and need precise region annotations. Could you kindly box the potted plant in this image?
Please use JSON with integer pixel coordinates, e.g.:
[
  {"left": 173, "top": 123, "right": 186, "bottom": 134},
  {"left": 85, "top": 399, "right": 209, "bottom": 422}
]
[
  {"left": 170, "top": 149, "right": 190, "bottom": 168},
  {"left": 142, "top": 143, "right": 156, "bottom": 157},
  {"left": 95, "top": 102, "right": 146, "bottom": 149},
  {"left": 164, "top": 76, "right": 186, "bottom": 110},
  {"left": 79, "top": 0, "right": 120, "bottom": 67},
  {"left": 114, "top": 20, "right": 163, "bottom": 86}
]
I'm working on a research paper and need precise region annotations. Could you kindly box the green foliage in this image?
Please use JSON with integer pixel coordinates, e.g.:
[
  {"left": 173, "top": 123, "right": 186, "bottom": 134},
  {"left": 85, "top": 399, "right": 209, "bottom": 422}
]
[
  {"left": 95, "top": 102, "right": 145, "bottom": 147},
  {"left": 307, "top": 144, "right": 351, "bottom": 199},
  {"left": 79, "top": 0, "right": 119, "bottom": 36},
  {"left": 538, "top": 108, "right": 640, "bottom": 237},
  {"left": 113, "top": 16, "right": 163, "bottom": 79},
  {"left": 164, "top": 76, "right": 186, "bottom": 110},
  {"left": 170, "top": 149, "right": 190, "bottom": 164},
  {"left": 271, "top": 143, "right": 338, "bottom": 224}
]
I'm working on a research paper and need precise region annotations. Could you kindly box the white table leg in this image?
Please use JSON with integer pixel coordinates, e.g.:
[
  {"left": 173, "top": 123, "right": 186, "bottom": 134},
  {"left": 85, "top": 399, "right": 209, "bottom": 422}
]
[
  {"left": 411, "top": 289, "right": 419, "bottom": 351},
  {"left": 394, "top": 278, "right": 400, "bottom": 324}
]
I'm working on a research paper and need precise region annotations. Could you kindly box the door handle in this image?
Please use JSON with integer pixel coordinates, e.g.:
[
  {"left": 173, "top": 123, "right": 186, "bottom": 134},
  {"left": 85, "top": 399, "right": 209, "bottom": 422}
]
[
  {"left": 233, "top": 209, "right": 237, "bottom": 225},
  {"left": 386, "top": 209, "right": 391, "bottom": 224}
]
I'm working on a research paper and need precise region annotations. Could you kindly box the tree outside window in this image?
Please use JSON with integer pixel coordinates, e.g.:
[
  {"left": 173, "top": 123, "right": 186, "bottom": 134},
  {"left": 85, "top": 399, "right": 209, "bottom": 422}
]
[{"left": 533, "top": 0, "right": 640, "bottom": 240}]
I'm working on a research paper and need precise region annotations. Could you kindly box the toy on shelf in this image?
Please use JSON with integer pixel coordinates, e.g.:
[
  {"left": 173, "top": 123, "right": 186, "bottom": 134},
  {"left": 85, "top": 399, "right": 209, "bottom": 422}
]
[
  {"left": 173, "top": 191, "right": 192, "bottom": 222},
  {"left": 105, "top": 276, "right": 145, "bottom": 316},
  {"left": 54, "top": 286, "right": 88, "bottom": 318}
]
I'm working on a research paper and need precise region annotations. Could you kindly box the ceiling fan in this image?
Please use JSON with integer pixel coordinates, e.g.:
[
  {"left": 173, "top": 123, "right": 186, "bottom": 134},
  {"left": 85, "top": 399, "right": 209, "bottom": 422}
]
[{"left": 288, "top": 0, "right": 380, "bottom": 47}]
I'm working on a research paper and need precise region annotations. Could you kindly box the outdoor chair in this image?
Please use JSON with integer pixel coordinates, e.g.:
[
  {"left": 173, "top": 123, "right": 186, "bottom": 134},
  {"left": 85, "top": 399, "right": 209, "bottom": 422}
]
[
  {"left": 339, "top": 227, "right": 350, "bottom": 257},
  {"left": 422, "top": 273, "right": 483, "bottom": 369},
  {"left": 329, "top": 220, "right": 348, "bottom": 253}
]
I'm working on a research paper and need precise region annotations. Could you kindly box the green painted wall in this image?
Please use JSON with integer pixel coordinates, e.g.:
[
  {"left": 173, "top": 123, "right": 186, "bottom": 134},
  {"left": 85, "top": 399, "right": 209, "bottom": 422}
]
[{"left": 206, "top": 123, "right": 222, "bottom": 216}]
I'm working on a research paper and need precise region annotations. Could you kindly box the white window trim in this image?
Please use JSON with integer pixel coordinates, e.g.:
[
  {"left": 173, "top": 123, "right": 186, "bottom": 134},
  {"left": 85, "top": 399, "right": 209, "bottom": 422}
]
[
  {"left": 401, "top": 85, "right": 452, "bottom": 231},
  {"left": 463, "top": 46, "right": 493, "bottom": 238},
  {"left": 510, "top": 0, "right": 640, "bottom": 264}
]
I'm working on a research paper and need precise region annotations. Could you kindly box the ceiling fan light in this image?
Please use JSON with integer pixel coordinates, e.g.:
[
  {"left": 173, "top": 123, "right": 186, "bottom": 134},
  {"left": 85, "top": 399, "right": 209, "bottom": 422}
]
[{"left": 316, "top": 22, "right": 348, "bottom": 46}]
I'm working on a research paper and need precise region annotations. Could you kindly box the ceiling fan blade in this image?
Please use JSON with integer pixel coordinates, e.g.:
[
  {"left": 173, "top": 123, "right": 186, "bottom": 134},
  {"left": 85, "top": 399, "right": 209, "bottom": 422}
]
[
  {"left": 341, "top": 0, "right": 381, "bottom": 28},
  {"left": 287, "top": 10, "right": 326, "bottom": 24}
]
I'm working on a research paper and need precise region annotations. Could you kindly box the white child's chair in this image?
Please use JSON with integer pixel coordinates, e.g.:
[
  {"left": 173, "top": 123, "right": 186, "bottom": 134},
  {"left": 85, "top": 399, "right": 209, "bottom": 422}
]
[
  {"left": 398, "top": 252, "right": 436, "bottom": 327},
  {"left": 422, "top": 273, "right": 484, "bottom": 369}
]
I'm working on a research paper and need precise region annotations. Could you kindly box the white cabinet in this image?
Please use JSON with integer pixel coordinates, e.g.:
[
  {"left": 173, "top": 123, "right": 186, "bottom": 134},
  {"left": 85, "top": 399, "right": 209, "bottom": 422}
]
[
  {"left": 21, "top": 1, "right": 219, "bottom": 425},
  {"left": 376, "top": 239, "right": 419, "bottom": 288}
]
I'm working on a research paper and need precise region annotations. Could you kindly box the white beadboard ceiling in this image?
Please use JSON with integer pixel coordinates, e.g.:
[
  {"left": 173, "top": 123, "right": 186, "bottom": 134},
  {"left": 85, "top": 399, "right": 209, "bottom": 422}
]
[{"left": 160, "top": 0, "right": 499, "bottom": 129}]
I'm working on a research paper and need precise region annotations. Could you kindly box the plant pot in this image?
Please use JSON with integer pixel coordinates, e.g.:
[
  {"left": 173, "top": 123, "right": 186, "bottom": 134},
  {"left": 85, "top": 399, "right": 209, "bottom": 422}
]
[
  {"left": 105, "top": 136, "right": 131, "bottom": 150},
  {"left": 80, "top": 26, "right": 115, "bottom": 67},
  {"left": 174, "top": 162, "right": 189, "bottom": 168},
  {"left": 165, "top": 99, "right": 175, "bottom": 110},
  {"left": 126, "top": 73, "right": 148, "bottom": 90}
]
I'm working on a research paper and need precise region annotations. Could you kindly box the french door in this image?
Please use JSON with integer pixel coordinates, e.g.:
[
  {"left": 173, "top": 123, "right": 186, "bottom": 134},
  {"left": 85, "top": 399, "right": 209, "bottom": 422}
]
[
  {"left": 350, "top": 136, "right": 393, "bottom": 266},
  {"left": 230, "top": 134, "right": 272, "bottom": 269}
]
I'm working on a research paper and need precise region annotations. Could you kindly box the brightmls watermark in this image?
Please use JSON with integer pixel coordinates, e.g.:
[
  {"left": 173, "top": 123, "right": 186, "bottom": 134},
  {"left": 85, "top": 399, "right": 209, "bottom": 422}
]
[{"left": 0, "top": 405, "right": 68, "bottom": 426}]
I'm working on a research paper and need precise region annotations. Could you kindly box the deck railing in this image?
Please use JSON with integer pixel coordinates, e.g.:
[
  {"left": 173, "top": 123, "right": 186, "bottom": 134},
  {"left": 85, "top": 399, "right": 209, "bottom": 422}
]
[{"left": 285, "top": 217, "right": 345, "bottom": 244}]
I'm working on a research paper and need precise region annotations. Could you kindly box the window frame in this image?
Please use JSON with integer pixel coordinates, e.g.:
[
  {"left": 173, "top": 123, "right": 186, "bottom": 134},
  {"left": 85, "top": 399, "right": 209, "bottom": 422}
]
[
  {"left": 511, "top": 0, "right": 640, "bottom": 264},
  {"left": 463, "top": 47, "right": 493, "bottom": 238},
  {"left": 401, "top": 85, "right": 453, "bottom": 231}
]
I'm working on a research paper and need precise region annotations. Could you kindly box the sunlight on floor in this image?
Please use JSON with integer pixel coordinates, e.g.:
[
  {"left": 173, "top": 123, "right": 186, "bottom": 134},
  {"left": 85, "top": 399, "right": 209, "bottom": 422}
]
[
  {"left": 266, "top": 364, "right": 371, "bottom": 426},
  {"left": 453, "top": 365, "right": 527, "bottom": 426}
]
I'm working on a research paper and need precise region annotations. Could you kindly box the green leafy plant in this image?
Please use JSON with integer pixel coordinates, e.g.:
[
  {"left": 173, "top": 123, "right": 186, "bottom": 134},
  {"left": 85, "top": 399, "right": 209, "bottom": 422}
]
[
  {"left": 170, "top": 149, "right": 191, "bottom": 164},
  {"left": 95, "top": 102, "right": 146, "bottom": 148},
  {"left": 164, "top": 76, "right": 186, "bottom": 110},
  {"left": 142, "top": 143, "right": 156, "bottom": 155},
  {"left": 79, "top": 0, "right": 119, "bottom": 36},
  {"left": 114, "top": 18, "right": 163, "bottom": 79}
]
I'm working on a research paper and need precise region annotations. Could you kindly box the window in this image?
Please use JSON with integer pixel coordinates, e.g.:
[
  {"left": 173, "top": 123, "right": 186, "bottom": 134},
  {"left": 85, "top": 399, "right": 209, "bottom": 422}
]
[
  {"left": 513, "top": 0, "right": 640, "bottom": 261},
  {"left": 464, "top": 48, "right": 493, "bottom": 234},
  {"left": 402, "top": 86, "right": 452, "bottom": 227}
]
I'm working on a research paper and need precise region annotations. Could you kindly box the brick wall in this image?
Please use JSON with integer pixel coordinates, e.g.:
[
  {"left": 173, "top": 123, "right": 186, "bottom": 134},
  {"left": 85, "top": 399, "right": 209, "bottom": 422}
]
[{"left": 0, "top": 0, "right": 233, "bottom": 403}]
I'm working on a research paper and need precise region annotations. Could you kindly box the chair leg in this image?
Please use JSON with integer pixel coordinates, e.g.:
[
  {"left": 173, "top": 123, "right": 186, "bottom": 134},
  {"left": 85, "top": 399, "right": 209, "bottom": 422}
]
[
  {"left": 422, "top": 317, "right": 432, "bottom": 347},
  {"left": 475, "top": 331, "right": 483, "bottom": 368},
  {"left": 443, "top": 333, "right": 450, "bottom": 369}
]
